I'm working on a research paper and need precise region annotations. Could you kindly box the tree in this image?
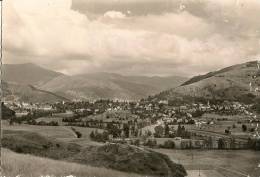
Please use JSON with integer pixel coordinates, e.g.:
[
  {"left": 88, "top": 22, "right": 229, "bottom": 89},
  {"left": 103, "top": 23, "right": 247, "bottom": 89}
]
[
  {"left": 162, "top": 140, "right": 175, "bottom": 149},
  {"left": 177, "top": 125, "right": 187, "bottom": 138},
  {"left": 192, "top": 110, "right": 204, "bottom": 118},
  {"left": 164, "top": 124, "right": 170, "bottom": 137},
  {"left": 90, "top": 131, "right": 95, "bottom": 139},
  {"left": 242, "top": 124, "right": 247, "bottom": 132},
  {"left": 154, "top": 125, "right": 164, "bottom": 138},
  {"left": 75, "top": 131, "right": 82, "bottom": 138},
  {"left": 225, "top": 129, "right": 231, "bottom": 134},
  {"left": 176, "top": 124, "right": 182, "bottom": 137},
  {"left": 123, "top": 124, "right": 130, "bottom": 138},
  {"left": 218, "top": 138, "right": 225, "bottom": 149},
  {"left": 2, "top": 103, "right": 15, "bottom": 120},
  {"left": 144, "top": 139, "right": 157, "bottom": 148},
  {"left": 147, "top": 130, "right": 152, "bottom": 137},
  {"left": 107, "top": 124, "right": 121, "bottom": 138}
]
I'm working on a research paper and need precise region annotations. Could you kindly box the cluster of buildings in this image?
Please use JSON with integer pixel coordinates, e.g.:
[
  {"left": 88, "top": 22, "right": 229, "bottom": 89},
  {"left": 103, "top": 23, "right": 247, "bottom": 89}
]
[
  {"left": 3, "top": 97, "right": 260, "bottom": 149},
  {"left": 3, "top": 101, "right": 54, "bottom": 117}
]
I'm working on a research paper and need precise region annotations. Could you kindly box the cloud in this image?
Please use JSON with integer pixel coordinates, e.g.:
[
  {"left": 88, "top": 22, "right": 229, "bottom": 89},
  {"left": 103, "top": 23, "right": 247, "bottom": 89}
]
[
  {"left": 104, "top": 11, "right": 126, "bottom": 19},
  {"left": 4, "top": 0, "right": 260, "bottom": 76}
]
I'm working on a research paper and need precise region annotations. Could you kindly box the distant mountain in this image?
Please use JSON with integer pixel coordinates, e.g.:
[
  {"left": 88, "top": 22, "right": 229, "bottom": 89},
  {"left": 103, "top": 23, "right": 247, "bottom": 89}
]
[
  {"left": 3, "top": 82, "right": 69, "bottom": 103},
  {"left": 3, "top": 63, "right": 187, "bottom": 102},
  {"left": 39, "top": 72, "right": 187, "bottom": 101},
  {"left": 3, "top": 63, "right": 63, "bottom": 85},
  {"left": 154, "top": 61, "right": 260, "bottom": 103},
  {"left": 2, "top": 63, "right": 68, "bottom": 103}
]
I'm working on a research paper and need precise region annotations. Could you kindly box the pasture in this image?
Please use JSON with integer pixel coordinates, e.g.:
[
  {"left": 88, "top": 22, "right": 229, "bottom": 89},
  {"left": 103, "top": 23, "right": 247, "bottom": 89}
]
[
  {"left": 2, "top": 120, "right": 103, "bottom": 147},
  {"left": 1, "top": 148, "right": 143, "bottom": 177},
  {"left": 155, "top": 149, "right": 260, "bottom": 177}
]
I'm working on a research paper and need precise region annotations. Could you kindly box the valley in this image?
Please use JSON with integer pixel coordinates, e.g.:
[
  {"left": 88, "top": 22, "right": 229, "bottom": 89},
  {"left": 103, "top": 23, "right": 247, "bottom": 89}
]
[{"left": 2, "top": 61, "right": 260, "bottom": 177}]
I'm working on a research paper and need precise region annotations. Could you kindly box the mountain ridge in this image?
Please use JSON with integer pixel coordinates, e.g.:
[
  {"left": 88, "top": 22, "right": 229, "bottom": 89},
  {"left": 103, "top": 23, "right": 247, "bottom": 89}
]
[
  {"left": 153, "top": 60, "right": 260, "bottom": 103},
  {"left": 3, "top": 63, "right": 64, "bottom": 86},
  {"left": 3, "top": 63, "right": 187, "bottom": 102}
]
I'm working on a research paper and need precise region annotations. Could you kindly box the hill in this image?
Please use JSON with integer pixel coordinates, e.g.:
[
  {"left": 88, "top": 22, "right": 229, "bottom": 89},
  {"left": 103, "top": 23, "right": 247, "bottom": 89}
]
[
  {"left": 2, "top": 130, "right": 187, "bottom": 177},
  {"left": 2, "top": 103, "right": 15, "bottom": 119},
  {"left": 3, "top": 82, "right": 69, "bottom": 103},
  {"left": 3, "top": 63, "right": 186, "bottom": 102},
  {"left": 2, "top": 63, "right": 68, "bottom": 103},
  {"left": 38, "top": 72, "right": 186, "bottom": 101},
  {"left": 154, "top": 61, "right": 260, "bottom": 103},
  {"left": 1, "top": 148, "right": 143, "bottom": 177},
  {"left": 72, "top": 143, "right": 187, "bottom": 177},
  {"left": 3, "top": 63, "right": 63, "bottom": 85},
  {"left": 38, "top": 74, "right": 158, "bottom": 101}
]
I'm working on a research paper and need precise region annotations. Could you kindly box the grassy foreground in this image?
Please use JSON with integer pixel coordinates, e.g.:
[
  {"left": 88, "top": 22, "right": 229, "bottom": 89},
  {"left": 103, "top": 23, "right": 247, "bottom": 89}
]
[
  {"left": 2, "top": 130, "right": 187, "bottom": 177},
  {"left": 1, "top": 149, "right": 143, "bottom": 177}
]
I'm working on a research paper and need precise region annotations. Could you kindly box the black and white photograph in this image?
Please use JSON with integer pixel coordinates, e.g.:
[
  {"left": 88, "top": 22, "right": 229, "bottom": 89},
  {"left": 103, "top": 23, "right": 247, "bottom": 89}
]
[{"left": 0, "top": 0, "right": 260, "bottom": 177}]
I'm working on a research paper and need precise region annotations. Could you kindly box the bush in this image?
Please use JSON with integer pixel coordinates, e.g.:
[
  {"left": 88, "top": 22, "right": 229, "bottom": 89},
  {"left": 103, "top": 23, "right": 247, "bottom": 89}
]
[
  {"left": 131, "top": 139, "right": 140, "bottom": 146},
  {"left": 90, "top": 130, "right": 109, "bottom": 142},
  {"left": 144, "top": 139, "right": 157, "bottom": 148},
  {"left": 71, "top": 127, "right": 82, "bottom": 138},
  {"left": 224, "top": 129, "right": 231, "bottom": 134},
  {"left": 160, "top": 140, "right": 175, "bottom": 149},
  {"left": 249, "top": 128, "right": 255, "bottom": 132},
  {"left": 192, "top": 110, "right": 204, "bottom": 118},
  {"left": 154, "top": 125, "right": 164, "bottom": 138},
  {"left": 75, "top": 131, "right": 82, "bottom": 138},
  {"left": 242, "top": 124, "right": 247, "bottom": 132}
]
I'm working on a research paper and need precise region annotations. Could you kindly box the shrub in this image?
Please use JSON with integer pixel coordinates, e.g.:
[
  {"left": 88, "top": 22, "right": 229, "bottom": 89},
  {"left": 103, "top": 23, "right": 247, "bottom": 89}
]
[
  {"left": 71, "top": 127, "right": 82, "bottom": 138},
  {"left": 242, "top": 124, "right": 247, "bottom": 132},
  {"left": 160, "top": 140, "right": 175, "bottom": 149},
  {"left": 144, "top": 139, "right": 157, "bottom": 148},
  {"left": 90, "top": 130, "right": 109, "bottom": 142},
  {"left": 131, "top": 139, "right": 140, "bottom": 146},
  {"left": 75, "top": 131, "right": 82, "bottom": 138},
  {"left": 154, "top": 125, "right": 164, "bottom": 138}
]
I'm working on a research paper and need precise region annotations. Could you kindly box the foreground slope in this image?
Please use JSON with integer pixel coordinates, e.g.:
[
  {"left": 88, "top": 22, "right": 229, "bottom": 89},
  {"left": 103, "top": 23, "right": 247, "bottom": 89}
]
[
  {"left": 155, "top": 61, "right": 260, "bottom": 103},
  {"left": 2, "top": 130, "right": 187, "bottom": 177},
  {"left": 1, "top": 149, "right": 143, "bottom": 177}
]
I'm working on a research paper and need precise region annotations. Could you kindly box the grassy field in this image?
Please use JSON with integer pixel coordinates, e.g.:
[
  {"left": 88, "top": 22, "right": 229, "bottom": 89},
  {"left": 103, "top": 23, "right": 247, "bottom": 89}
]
[
  {"left": 3, "top": 120, "right": 259, "bottom": 177},
  {"left": 2, "top": 130, "right": 187, "bottom": 177},
  {"left": 1, "top": 148, "right": 144, "bottom": 177},
  {"left": 187, "top": 170, "right": 223, "bottom": 177},
  {"left": 2, "top": 120, "right": 102, "bottom": 146},
  {"left": 142, "top": 113, "right": 254, "bottom": 140},
  {"left": 155, "top": 149, "right": 260, "bottom": 177},
  {"left": 36, "top": 116, "right": 65, "bottom": 125},
  {"left": 197, "top": 113, "right": 255, "bottom": 135}
]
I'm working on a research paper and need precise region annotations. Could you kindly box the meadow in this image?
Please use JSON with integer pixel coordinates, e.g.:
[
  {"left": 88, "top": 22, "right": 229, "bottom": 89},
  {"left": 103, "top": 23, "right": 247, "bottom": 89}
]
[
  {"left": 1, "top": 148, "right": 144, "bottom": 177},
  {"left": 2, "top": 120, "right": 102, "bottom": 146},
  {"left": 155, "top": 149, "right": 260, "bottom": 177}
]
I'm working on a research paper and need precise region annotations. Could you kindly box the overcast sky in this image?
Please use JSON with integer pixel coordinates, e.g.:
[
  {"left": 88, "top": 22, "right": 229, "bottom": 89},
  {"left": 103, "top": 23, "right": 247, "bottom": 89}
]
[{"left": 4, "top": 0, "right": 260, "bottom": 76}]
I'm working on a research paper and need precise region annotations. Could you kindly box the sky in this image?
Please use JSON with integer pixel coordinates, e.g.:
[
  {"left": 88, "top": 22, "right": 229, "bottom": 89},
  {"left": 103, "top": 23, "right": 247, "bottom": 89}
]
[{"left": 4, "top": 0, "right": 260, "bottom": 76}]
